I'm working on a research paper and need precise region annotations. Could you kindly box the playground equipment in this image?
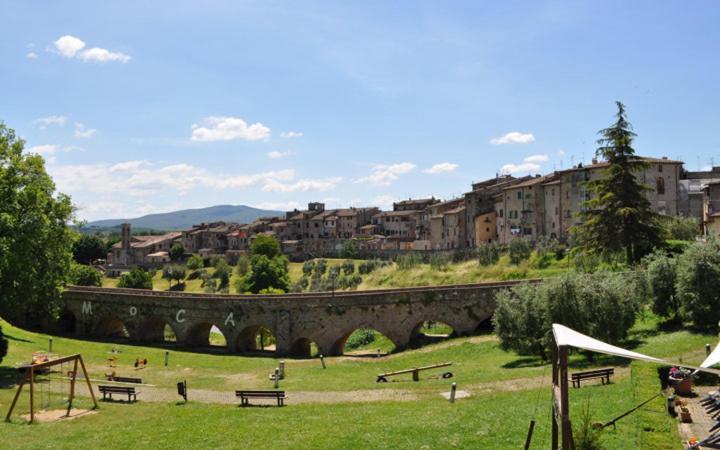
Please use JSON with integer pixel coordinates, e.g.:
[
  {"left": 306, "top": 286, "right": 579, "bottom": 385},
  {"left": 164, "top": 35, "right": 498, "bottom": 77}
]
[
  {"left": 376, "top": 362, "right": 453, "bottom": 382},
  {"left": 134, "top": 358, "right": 148, "bottom": 369},
  {"left": 5, "top": 354, "right": 97, "bottom": 423}
]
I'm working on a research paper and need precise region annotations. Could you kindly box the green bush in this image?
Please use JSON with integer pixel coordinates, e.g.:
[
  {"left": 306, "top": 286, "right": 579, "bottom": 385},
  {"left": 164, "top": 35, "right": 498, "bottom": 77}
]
[
  {"left": 644, "top": 251, "right": 678, "bottom": 318},
  {"left": 493, "top": 283, "right": 549, "bottom": 358},
  {"left": 117, "top": 267, "right": 153, "bottom": 290},
  {"left": 341, "top": 259, "right": 355, "bottom": 275},
  {"left": 662, "top": 215, "right": 700, "bottom": 241},
  {"left": 69, "top": 264, "right": 102, "bottom": 287},
  {"left": 169, "top": 243, "right": 185, "bottom": 261},
  {"left": 676, "top": 239, "right": 720, "bottom": 329},
  {"left": 186, "top": 255, "right": 203, "bottom": 271},
  {"left": 429, "top": 253, "right": 450, "bottom": 271},
  {"left": 345, "top": 328, "right": 375, "bottom": 349},
  {"left": 242, "top": 254, "right": 290, "bottom": 294},
  {"left": 477, "top": 242, "right": 501, "bottom": 266},
  {"left": 397, "top": 253, "right": 421, "bottom": 270},
  {"left": 250, "top": 234, "right": 281, "bottom": 258},
  {"left": 212, "top": 259, "right": 231, "bottom": 288},
  {"left": 340, "top": 240, "right": 359, "bottom": 259},
  {"left": 72, "top": 234, "right": 106, "bottom": 265},
  {"left": 508, "top": 238, "right": 532, "bottom": 265},
  {"left": 314, "top": 259, "right": 328, "bottom": 276},
  {"left": 236, "top": 255, "right": 250, "bottom": 276},
  {"left": 302, "top": 260, "right": 315, "bottom": 276}
]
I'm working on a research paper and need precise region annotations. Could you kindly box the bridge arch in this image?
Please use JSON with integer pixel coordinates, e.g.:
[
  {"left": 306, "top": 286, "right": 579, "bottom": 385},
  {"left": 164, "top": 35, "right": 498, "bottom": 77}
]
[
  {"left": 290, "top": 337, "right": 320, "bottom": 358},
  {"left": 236, "top": 325, "right": 276, "bottom": 354},
  {"left": 186, "top": 322, "right": 229, "bottom": 349},
  {"left": 409, "top": 320, "right": 458, "bottom": 346},
  {"left": 331, "top": 325, "right": 400, "bottom": 356},
  {"left": 58, "top": 309, "right": 77, "bottom": 334},
  {"left": 94, "top": 315, "right": 131, "bottom": 339},
  {"left": 136, "top": 316, "right": 179, "bottom": 344}
]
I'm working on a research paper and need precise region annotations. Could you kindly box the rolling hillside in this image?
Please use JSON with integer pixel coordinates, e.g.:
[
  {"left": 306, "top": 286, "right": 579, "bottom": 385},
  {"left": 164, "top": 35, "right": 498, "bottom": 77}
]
[{"left": 85, "top": 204, "right": 284, "bottom": 230}]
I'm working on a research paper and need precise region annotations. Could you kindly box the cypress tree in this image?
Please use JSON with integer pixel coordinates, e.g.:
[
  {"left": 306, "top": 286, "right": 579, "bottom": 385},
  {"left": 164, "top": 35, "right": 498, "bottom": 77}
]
[{"left": 574, "top": 102, "right": 661, "bottom": 264}]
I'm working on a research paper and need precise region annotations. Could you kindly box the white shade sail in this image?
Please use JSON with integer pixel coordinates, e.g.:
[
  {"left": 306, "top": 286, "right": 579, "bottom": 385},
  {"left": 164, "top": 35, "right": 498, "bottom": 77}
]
[
  {"left": 700, "top": 341, "right": 720, "bottom": 369},
  {"left": 552, "top": 323, "right": 720, "bottom": 375}
]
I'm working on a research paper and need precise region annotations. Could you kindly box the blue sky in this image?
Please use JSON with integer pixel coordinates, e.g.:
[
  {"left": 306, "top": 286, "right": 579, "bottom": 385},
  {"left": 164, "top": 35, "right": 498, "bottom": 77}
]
[{"left": 2, "top": 1, "right": 719, "bottom": 221}]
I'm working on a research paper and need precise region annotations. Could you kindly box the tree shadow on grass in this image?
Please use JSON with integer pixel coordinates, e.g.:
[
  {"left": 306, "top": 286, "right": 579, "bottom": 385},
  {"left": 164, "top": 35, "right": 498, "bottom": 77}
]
[
  {"left": 502, "top": 353, "right": 631, "bottom": 370},
  {"left": 3, "top": 331, "right": 33, "bottom": 343},
  {"left": 0, "top": 366, "right": 22, "bottom": 389}
]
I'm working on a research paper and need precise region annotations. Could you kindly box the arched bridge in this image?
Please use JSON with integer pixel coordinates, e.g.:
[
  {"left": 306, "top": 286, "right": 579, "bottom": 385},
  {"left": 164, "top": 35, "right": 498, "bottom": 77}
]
[{"left": 62, "top": 281, "right": 524, "bottom": 357}]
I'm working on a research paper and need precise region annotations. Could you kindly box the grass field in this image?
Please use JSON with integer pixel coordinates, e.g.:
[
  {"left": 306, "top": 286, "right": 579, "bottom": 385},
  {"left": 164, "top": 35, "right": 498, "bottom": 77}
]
[
  {"left": 102, "top": 255, "right": 572, "bottom": 293},
  {"left": 0, "top": 312, "right": 708, "bottom": 449}
]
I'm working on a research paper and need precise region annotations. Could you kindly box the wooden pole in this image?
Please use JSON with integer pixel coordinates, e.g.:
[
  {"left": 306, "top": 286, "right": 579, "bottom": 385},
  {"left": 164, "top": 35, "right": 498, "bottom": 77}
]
[
  {"left": 29, "top": 366, "right": 35, "bottom": 423},
  {"left": 524, "top": 419, "right": 536, "bottom": 450},
  {"left": 5, "top": 373, "right": 28, "bottom": 422},
  {"left": 551, "top": 345, "right": 559, "bottom": 450},
  {"left": 78, "top": 355, "right": 98, "bottom": 409},
  {"left": 559, "top": 345, "right": 571, "bottom": 450},
  {"left": 66, "top": 358, "right": 79, "bottom": 417}
]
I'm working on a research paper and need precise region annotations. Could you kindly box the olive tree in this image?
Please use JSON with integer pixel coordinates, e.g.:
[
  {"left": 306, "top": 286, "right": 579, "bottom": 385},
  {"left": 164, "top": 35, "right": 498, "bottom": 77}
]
[{"left": 676, "top": 239, "right": 720, "bottom": 329}]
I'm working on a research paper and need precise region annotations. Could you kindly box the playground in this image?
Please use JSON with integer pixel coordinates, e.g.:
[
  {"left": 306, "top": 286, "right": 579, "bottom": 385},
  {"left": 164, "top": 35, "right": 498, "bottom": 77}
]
[{"left": 0, "top": 314, "right": 715, "bottom": 449}]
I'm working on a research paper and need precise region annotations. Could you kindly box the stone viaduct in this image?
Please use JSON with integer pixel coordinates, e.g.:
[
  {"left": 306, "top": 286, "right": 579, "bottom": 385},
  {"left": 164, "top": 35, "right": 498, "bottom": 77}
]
[{"left": 62, "top": 281, "right": 525, "bottom": 357}]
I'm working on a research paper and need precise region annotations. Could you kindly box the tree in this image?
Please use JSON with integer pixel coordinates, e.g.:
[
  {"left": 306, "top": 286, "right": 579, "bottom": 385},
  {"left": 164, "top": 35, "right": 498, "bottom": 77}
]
[
  {"left": 573, "top": 102, "right": 662, "bottom": 264},
  {"left": 508, "top": 238, "right": 532, "bottom": 265},
  {"left": 162, "top": 264, "right": 186, "bottom": 288},
  {"left": 0, "top": 123, "right": 76, "bottom": 324},
  {"left": 186, "top": 254, "right": 204, "bottom": 271},
  {"left": 212, "top": 258, "right": 231, "bottom": 288},
  {"left": 250, "top": 234, "right": 281, "bottom": 258},
  {"left": 676, "top": 239, "right": 720, "bottom": 329},
  {"left": 0, "top": 326, "right": 7, "bottom": 364},
  {"left": 340, "top": 240, "right": 359, "bottom": 259},
  {"left": 644, "top": 251, "right": 679, "bottom": 318},
  {"left": 69, "top": 263, "right": 103, "bottom": 287},
  {"left": 117, "top": 267, "right": 153, "bottom": 290},
  {"left": 236, "top": 255, "right": 250, "bottom": 276},
  {"left": 72, "top": 234, "right": 106, "bottom": 264},
  {"left": 477, "top": 242, "right": 501, "bottom": 266},
  {"left": 169, "top": 242, "right": 185, "bottom": 262},
  {"left": 242, "top": 254, "right": 290, "bottom": 294}
]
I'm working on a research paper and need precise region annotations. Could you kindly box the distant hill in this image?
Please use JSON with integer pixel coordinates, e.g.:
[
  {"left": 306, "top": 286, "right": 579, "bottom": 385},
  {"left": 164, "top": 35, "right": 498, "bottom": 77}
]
[{"left": 85, "top": 204, "right": 285, "bottom": 231}]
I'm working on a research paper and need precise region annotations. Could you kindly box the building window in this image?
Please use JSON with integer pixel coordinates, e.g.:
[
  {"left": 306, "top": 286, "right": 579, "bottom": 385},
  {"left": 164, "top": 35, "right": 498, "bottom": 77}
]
[
  {"left": 517, "top": 191, "right": 523, "bottom": 200},
  {"left": 658, "top": 164, "right": 663, "bottom": 172},
  {"left": 656, "top": 177, "right": 665, "bottom": 195},
  {"left": 499, "top": 209, "right": 504, "bottom": 218}
]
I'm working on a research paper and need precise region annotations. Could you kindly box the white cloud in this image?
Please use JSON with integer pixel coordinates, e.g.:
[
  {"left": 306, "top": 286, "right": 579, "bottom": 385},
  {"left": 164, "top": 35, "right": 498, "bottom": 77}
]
[
  {"left": 355, "top": 162, "right": 416, "bottom": 186},
  {"left": 35, "top": 115, "right": 67, "bottom": 128},
  {"left": 499, "top": 162, "right": 541, "bottom": 175},
  {"left": 490, "top": 131, "right": 536, "bottom": 145},
  {"left": 26, "top": 52, "right": 38, "bottom": 59},
  {"left": 280, "top": 131, "right": 303, "bottom": 138},
  {"left": 373, "top": 195, "right": 396, "bottom": 209},
  {"left": 423, "top": 162, "right": 458, "bottom": 174},
  {"left": 253, "top": 201, "right": 302, "bottom": 211},
  {"left": 52, "top": 35, "right": 130, "bottom": 63},
  {"left": 26, "top": 144, "right": 62, "bottom": 156},
  {"left": 558, "top": 149, "right": 566, "bottom": 156},
  {"left": 54, "top": 35, "right": 86, "bottom": 58},
  {"left": 267, "top": 150, "right": 294, "bottom": 159},
  {"left": 523, "top": 154, "right": 549, "bottom": 163},
  {"left": 74, "top": 122, "right": 97, "bottom": 138},
  {"left": 262, "top": 177, "right": 342, "bottom": 193},
  {"left": 191, "top": 116, "right": 270, "bottom": 142},
  {"left": 78, "top": 47, "right": 131, "bottom": 63},
  {"left": 110, "top": 160, "right": 148, "bottom": 172}
]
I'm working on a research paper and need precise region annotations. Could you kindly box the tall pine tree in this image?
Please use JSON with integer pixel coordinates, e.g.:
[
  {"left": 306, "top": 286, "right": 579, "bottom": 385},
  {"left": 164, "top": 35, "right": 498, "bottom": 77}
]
[{"left": 574, "top": 102, "right": 661, "bottom": 264}]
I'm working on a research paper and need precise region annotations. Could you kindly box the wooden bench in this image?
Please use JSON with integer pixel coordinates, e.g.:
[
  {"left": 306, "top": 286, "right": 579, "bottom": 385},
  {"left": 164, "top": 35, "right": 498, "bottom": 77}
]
[
  {"left": 235, "top": 390, "right": 286, "bottom": 407},
  {"left": 108, "top": 376, "right": 143, "bottom": 384},
  {"left": 98, "top": 385, "right": 139, "bottom": 402},
  {"left": 571, "top": 368, "right": 614, "bottom": 388}
]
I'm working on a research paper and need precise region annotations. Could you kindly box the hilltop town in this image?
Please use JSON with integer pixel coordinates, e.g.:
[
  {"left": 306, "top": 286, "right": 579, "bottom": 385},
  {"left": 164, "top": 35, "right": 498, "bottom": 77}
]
[{"left": 108, "top": 156, "right": 720, "bottom": 269}]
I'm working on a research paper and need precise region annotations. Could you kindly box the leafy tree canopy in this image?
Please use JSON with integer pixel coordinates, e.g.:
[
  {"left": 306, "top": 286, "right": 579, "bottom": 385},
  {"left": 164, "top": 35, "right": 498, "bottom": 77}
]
[
  {"left": 169, "top": 242, "right": 185, "bottom": 261},
  {"left": 573, "top": 102, "right": 661, "bottom": 264},
  {"left": 250, "top": 234, "right": 281, "bottom": 258},
  {"left": 69, "top": 263, "right": 103, "bottom": 287},
  {"left": 0, "top": 326, "right": 8, "bottom": 364},
  {"left": 117, "top": 267, "right": 153, "bottom": 290},
  {"left": 72, "top": 234, "right": 106, "bottom": 264},
  {"left": 0, "top": 123, "right": 76, "bottom": 324}
]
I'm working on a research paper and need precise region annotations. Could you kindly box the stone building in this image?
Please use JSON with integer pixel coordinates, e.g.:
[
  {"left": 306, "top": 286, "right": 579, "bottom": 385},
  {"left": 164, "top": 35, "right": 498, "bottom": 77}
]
[
  {"left": 703, "top": 181, "right": 720, "bottom": 235},
  {"left": 108, "top": 224, "right": 182, "bottom": 267},
  {"left": 680, "top": 166, "right": 720, "bottom": 220}
]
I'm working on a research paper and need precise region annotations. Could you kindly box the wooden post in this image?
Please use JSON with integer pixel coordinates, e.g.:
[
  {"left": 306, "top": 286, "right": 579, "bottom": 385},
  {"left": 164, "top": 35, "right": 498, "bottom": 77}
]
[
  {"left": 78, "top": 355, "right": 98, "bottom": 409},
  {"left": 559, "top": 345, "right": 571, "bottom": 450},
  {"left": 5, "top": 373, "right": 28, "bottom": 422},
  {"left": 551, "top": 345, "right": 559, "bottom": 450},
  {"left": 66, "top": 358, "right": 79, "bottom": 417},
  {"left": 274, "top": 368, "right": 279, "bottom": 389},
  {"left": 320, "top": 354, "right": 326, "bottom": 369},
  {"left": 449, "top": 382, "right": 457, "bottom": 403},
  {"left": 29, "top": 366, "right": 35, "bottom": 423},
  {"left": 412, "top": 369, "right": 419, "bottom": 382}
]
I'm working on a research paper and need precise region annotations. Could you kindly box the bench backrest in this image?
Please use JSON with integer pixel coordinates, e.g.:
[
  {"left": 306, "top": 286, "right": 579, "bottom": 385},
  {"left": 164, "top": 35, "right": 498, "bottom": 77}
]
[
  {"left": 571, "top": 368, "right": 614, "bottom": 379},
  {"left": 113, "top": 377, "right": 142, "bottom": 383},
  {"left": 99, "top": 385, "right": 136, "bottom": 393},
  {"left": 236, "top": 390, "right": 284, "bottom": 396}
]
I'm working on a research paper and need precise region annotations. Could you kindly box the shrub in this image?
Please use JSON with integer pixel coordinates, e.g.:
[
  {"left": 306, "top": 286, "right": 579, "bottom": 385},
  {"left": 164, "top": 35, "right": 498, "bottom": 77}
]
[
  {"left": 508, "top": 238, "right": 532, "bottom": 265},
  {"left": 493, "top": 283, "right": 549, "bottom": 359},
  {"left": 117, "top": 267, "right": 153, "bottom": 290},
  {"left": 676, "top": 239, "right": 720, "bottom": 329},
  {"left": 69, "top": 264, "right": 102, "bottom": 287},
  {"left": 186, "top": 254, "right": 203, "bottom": 271},
  {"left": 302, "top": 260, "right": 315, "bottom": 276},
  {"left": 314, "top": 259, "right": 328, "bottom": 276},
  {"left": 244, "top": 254, "right": 290, "bottom": 294},
  {"left": 554, "top": 244, "right": 567, "bottom": 261},
  {"left": 341, "top": 259, "right": 355, "bottom": 275},
  {"left": 203, "top": 276, "right": 217, "bottom": 293},
  {"left": 72, "top": 234, "right": 106, "bottom": 265},
  {"left": 212, "top": 259, "right": 231, "bottom": 288},
  {"left": 397, "top": 253, "right": 421, "bottom": 270},
  {"left": 345, "top": 328, "right": 375, "bottom": 350},
  {"left": 477, "top": 242, "right": 501, "bottom": 266},
  {"left": 340, "top": 240, "right": 359, "bottom": 259},
  {"left": 429, "top": 253, "right": 450, "bottom": 271},
  {"left": 662, "top": 215, "right": 700, "bottom": 241},
  {"left": 236, "top": 255, "right": 250, "bottom": 276},
  {"left": 644, "top": 251, "right": 678, "bottom": 318}
]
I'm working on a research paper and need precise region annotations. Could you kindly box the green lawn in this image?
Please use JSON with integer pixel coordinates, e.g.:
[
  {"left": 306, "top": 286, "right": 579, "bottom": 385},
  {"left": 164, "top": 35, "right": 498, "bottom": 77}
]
[{"left": 0, "top": 313, "right": 706, "bottom": 449}]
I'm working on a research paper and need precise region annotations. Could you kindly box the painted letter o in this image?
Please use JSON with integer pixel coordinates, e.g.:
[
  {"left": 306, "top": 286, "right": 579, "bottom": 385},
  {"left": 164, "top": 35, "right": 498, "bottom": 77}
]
[{"left": 129, "top": 306, "right": 137, "bottom": 316}]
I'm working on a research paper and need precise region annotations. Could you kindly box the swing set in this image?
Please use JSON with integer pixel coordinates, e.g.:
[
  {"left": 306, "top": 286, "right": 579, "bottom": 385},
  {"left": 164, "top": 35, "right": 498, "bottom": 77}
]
[{"left": 5, "top": 354, "right": 97, "bottom": 423}]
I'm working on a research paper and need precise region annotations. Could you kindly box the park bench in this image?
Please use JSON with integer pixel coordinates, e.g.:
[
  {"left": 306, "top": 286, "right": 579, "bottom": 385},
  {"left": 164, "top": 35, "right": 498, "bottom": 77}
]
[
  {"left": 107, "top": 375, "right": 143, "bottom": 384},
  {"left": 571, "top": 367, "right": 614, "bottom": 388},
  {"left": 235, "top": 390, "right": 287, "bottom": 407},
  {"left": 98, "top": 385, "right": 139, "bottom": 402}
]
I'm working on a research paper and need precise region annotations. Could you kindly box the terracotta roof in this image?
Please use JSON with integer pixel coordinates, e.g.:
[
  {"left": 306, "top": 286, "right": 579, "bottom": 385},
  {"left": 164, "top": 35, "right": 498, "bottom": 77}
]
[
  {"left": 506, "top": 173, "right": 560, "bottom": 189},
  {"left": 374, "top": 210, "right": 419, "bottom": 217},
  {"left": 560, "top": 156, "right": 682, "bottom": 174}
]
